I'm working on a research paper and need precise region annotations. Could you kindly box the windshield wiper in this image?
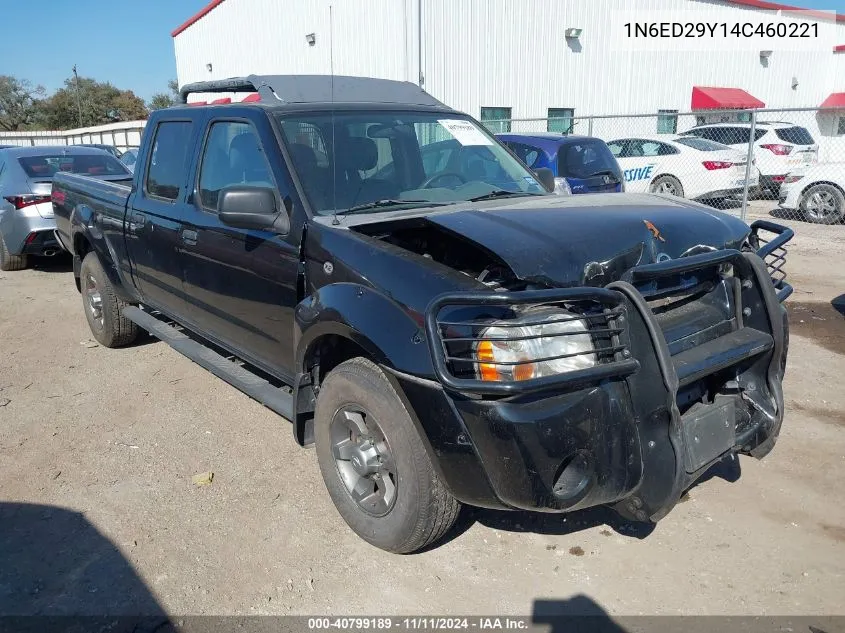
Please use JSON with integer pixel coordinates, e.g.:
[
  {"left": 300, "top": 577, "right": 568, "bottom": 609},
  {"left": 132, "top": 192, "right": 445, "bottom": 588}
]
[
  {"left": 467, "top": 190, "right": 541, "bottom": 202},
  {"left": 338, "top": 199, "right": 446, "bottom": 216}
]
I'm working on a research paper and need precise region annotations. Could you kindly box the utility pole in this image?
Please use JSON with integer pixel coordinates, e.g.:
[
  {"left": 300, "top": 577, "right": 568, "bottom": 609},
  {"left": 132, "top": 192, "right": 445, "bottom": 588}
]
[{"left": 72, "top": 65, "right": 83, "bottom": 128}]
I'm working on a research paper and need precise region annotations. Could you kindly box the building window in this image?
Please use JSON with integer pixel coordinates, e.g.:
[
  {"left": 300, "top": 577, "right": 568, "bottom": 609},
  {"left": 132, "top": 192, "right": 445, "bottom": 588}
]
[
  {"left": 480, "top": 107, "right": 511, "bottom": 133},
  {"left": 657, "top": 110, "right": 678, "bottom": 134},
  {"left": 548, "top": 108, "right": 575, "bottom": 134},
  {"left": 838, "top": 117, "right": 845, "bottom": 136}
]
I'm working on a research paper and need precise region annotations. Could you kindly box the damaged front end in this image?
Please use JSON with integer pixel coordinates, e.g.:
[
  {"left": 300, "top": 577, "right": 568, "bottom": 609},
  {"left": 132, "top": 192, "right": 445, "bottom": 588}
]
[{"left": 414, "top": 219, "right": 794, "bottom": 522}]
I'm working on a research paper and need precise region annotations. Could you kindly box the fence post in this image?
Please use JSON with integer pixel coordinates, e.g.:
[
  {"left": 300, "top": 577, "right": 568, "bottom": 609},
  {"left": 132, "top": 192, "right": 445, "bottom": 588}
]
[
  {"left": 587, "top": 117, "right": 594, "bottom": 137},
  {"left": 740, "top": 110, "right": 757, "bottom": 222}
]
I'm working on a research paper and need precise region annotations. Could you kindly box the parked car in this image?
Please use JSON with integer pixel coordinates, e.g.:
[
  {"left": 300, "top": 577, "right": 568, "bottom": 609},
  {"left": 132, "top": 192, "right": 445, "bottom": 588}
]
[
  {"left": 0, "top": 146, "right": 132, "bottom": 270},
  {"left": 53, "top": 74, "right": 792, "bottom": 554},
  {"left": 779, "top": 163, "right": 845, "bottom": 224},
  {"left": 497, "top": 133, "right": 623, "bottom": 195},
  {"left": 681, "top": 122, "right": 817, "bottom": 195},
  {"left": 605, "top": 136, "right": 757, "bottom": 202},
  {"left": 72, "top": 144, "right": 123, "bottom": 159},
  {"left": 120, "top": 148, "right": 140, "bottom": 172}
]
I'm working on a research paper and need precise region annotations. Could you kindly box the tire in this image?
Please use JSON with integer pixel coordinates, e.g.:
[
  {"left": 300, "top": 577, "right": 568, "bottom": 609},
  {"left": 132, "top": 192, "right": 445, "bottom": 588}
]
[
  {"left": 79, "top": 251, "right": 139, "bottom": 348},
  {"left": 314, "top": 357, "right": 460, "bottom": 553},
  {"left": 0, "top": 233, "right": 29, "bottom": 271},
  {"left": 649, "top": 175, "right": 684, "bottom": 198},
  {"left": 800, "top": 184, "right": 845, "bottom": 225}
]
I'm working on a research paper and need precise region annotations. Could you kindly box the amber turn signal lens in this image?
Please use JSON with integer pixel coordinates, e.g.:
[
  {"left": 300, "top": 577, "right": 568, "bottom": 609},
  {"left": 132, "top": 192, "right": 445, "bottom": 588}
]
[
  {"left": 476, "top": 340, "right": 499, "bottom": 381},
  {"left": 512, "top": 362, "right": 536, "bottom": 381}
]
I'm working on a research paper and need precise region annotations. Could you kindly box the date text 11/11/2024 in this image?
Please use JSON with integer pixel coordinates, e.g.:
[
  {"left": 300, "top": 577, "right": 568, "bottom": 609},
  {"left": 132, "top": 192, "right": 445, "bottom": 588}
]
[{"left": 307, "top": 618, "right": 529, "bottom": 630}]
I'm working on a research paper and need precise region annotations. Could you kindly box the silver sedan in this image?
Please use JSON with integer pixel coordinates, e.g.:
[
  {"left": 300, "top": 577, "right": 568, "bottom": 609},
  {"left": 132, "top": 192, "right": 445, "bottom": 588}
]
[{"left": 0, "top": 146, "right": 131, "bottom": 270}]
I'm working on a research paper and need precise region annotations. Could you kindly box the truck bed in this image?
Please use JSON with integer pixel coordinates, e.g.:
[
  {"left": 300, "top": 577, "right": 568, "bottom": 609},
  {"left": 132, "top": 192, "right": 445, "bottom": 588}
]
[{"left": 52, "top": 172, "right": 133, "bottom": 251}]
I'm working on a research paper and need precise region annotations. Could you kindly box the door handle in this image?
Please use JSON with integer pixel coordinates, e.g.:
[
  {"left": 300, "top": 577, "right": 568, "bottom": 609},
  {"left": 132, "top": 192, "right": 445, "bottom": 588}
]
[
  {"left": 181, "top": 229, "right": 198, "bottom": 244},
  {"left": 131, "top": 213, "right": 146, "bottom": 226}
]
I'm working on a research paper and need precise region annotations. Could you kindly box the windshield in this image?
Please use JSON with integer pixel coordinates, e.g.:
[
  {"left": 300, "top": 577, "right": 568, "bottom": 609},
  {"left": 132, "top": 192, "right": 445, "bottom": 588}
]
[
  {"left": 277, "top": 111, "right": 546, "bottom": 215},
  {"left": 557, "top": 140, "right": 621, "bottom": 179},
  {"left": 18, "top": 153, "right": 129, "bottom": 179}
]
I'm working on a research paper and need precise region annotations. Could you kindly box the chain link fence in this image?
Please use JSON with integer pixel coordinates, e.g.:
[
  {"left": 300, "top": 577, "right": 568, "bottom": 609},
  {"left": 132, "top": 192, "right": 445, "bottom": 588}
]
[{"left": 483, "top": 107, "right": 845, "bottom": 227}]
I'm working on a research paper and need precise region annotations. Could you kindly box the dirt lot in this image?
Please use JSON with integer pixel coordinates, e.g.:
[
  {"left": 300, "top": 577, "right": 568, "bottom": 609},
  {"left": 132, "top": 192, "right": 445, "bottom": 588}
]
[{"left": 1, "top": 200, "right": 844, "bottom": 617}]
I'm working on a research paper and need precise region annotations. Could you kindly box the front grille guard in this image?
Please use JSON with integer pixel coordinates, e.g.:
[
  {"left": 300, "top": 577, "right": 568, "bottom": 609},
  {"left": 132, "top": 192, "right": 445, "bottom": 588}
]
[
  {"left": 425, "top": 288, "right": 640, "bottom": 395},
  {"left": 750, "top": 220, "right": 794, "bottom": 303}
]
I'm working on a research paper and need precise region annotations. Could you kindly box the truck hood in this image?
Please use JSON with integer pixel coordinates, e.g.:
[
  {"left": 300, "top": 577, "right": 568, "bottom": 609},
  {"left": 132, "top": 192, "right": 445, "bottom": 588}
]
[
  {"left": 415, "top": 193, "right": 751, "bottom": 287},
  {"left": 429, "top": 194, "right": 749, "bottom": 286}
]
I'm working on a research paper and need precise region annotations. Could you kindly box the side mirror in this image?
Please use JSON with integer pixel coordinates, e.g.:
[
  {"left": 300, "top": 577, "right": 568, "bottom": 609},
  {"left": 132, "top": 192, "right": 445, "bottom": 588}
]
[
  {"left": 533, "top": 167, "right": 556, "bottom": 192},
  {"left": 218, "top": 186, "right": 289, "bottom": 233}
]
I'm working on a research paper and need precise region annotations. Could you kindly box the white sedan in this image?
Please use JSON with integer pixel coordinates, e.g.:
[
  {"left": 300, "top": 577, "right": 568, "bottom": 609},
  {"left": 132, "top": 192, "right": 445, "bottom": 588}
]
[
  {"left": 606, "top": 136, "right": 758, "bottom": 201},
  {"left": 779, "top": 163, "right": 845, "bottom": 224}
]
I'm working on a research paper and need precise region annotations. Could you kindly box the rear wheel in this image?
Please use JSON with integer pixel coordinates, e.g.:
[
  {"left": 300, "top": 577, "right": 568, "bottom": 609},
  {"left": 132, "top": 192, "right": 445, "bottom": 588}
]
[
  {"left": 80, "top": 251, "right": 139, "bottom": 348},
  {"left": 650, "top": 175, "right": 684, "bottom": 198},
  {"left": 314, "top": 357, "right": 460, "bottom": 553},
  {"left": 801, "top": 184, "right": 845, "bottom": 224},
  {"left": 0, "top": 233, "right": 28, "bottom": 271}
]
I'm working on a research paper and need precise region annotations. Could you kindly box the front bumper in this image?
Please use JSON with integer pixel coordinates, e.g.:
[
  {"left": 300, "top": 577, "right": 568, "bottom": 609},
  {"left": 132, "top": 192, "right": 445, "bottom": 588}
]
[{"left": 408, "top": 223, "right": 792, "bottom": 521}]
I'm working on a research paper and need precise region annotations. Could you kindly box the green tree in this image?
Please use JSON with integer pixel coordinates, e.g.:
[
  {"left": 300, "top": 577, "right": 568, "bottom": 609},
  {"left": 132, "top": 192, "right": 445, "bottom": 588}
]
[
  {"left": 41, "top": 76, "right": 148, "bottom": 129},
  {"left": 0, "top": 76, "right": 46, "bottom": 131},
  {"left": 148, "top": 79, "right": 180, "bottom": 111}
]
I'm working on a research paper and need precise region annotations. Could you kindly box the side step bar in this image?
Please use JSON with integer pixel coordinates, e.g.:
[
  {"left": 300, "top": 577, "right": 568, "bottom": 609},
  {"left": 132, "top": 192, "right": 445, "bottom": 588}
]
[
  {"left": 672, "top": 327, "right": 774, "bottom": 388},
  {"left": 123, "top": 307, "right": 294, "bottom": 421}
]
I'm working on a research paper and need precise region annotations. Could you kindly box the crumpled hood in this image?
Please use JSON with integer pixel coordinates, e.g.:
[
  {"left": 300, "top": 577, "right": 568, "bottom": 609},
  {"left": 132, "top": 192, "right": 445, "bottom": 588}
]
[{"left": 424, "top": 193, "right": 751, "bottom": 287}]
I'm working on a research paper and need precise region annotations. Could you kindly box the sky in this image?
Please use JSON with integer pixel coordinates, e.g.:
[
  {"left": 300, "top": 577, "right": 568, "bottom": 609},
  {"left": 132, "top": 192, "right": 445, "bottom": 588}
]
[{"left": 0, "top": 0, "right": 843, "bottom": 105}]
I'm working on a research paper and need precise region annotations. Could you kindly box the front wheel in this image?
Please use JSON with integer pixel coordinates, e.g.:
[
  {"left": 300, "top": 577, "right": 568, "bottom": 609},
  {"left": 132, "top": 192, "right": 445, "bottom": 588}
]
[
  {"left": 649, "top": 175, "right": 684, "bottom": 198},
  {"left": 314, "top": 357, "right": 460, "bottom": 553},
  {"left": 79, "top": 252, "right": 139, "bottom": 348},
  {"left": 801, "top": 184, "right": 845, "bottom": 224}
]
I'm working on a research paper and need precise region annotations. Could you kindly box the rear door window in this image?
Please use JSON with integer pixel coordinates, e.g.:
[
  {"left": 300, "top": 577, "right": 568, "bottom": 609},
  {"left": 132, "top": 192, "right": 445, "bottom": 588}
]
[
  {"left": 774, "top": 126, "right": 815, "bottom": 145},
  {"left": 675, "top": 137, "right": 728, "bottom": 152},
  {"left": 146, "top": 121, "right": 194, "bottom": 201}
]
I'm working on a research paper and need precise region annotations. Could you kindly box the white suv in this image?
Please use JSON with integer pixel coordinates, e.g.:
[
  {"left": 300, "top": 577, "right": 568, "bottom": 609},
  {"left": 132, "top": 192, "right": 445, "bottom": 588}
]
[{"left": 681, "top": 122, "right": 818, "bottom": 195}]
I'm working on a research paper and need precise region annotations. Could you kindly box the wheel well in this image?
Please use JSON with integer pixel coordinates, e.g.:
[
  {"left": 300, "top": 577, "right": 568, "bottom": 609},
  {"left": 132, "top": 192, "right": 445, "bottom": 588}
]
[
  {"left": 306, "top": 334, "right": 374, "bottom": 386},
  {"left": 295, "top": 334, "right": 377, "bottom": 447},
  {"left": 801, "top": 180, "right": 845, "bottom": 198},
  {"left": 73, "top": 234, "right": 92, "bottom": 292}
]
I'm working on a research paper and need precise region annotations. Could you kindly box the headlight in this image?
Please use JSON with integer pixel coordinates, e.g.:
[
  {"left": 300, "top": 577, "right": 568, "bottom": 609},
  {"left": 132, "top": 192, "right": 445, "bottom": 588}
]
[
  {"left": 553, "top": 177, "right": 572, "bottom": 196},
  {"left": 475, "top": 309, "right": 596, "bottom": 382}
]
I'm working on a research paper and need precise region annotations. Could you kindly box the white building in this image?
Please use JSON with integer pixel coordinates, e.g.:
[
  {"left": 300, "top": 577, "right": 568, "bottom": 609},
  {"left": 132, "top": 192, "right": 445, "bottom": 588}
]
[{"left": 172, "top": 0, "right": 845, "bottom": 144}]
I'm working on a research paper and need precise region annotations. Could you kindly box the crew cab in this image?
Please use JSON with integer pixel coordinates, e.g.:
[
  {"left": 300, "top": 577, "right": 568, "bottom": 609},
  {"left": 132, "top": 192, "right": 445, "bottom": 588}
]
[{"left": 53, "top": 75, "right": 793, "bottom": 553}]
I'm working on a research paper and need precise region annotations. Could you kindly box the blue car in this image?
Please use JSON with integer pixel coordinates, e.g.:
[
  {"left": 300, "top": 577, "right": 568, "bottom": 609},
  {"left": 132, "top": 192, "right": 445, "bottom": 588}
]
[{"left": 498, "top": 133, "right": 624, "bottom": 195}]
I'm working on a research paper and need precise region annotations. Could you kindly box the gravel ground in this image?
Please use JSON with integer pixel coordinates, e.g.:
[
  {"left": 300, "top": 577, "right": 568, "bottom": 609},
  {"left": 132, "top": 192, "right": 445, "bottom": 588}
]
[{"left": 1, "top": 200, "right": 844, "bottom": 617}]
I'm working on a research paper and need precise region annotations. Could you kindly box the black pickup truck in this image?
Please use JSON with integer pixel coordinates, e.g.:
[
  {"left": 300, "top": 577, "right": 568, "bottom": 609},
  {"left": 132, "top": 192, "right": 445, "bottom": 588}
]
[{"left": 53, "top": 75, "right": 793, "bottom": 553}]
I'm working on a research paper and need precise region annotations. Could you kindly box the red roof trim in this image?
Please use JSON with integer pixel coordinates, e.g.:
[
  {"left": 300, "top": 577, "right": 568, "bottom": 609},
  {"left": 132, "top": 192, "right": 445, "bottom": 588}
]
[
  {"left": 691, "top": 86, "right": 766, "bottom": 110},
  {"left": 821, "top": 93, "right": 845, "bottom": 108},
  {"left": 171, "top": 0, "right": 843, "bottom": 37},
  {"left": 723, "top": 0, "right": 844, "bottom": 22},
  {"left": 171, "top": 0, "right": 226, "bottom": 37}
]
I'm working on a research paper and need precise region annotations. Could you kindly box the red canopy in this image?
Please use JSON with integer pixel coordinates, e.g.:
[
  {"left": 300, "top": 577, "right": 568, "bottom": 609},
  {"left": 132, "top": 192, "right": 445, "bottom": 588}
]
[
  {"left": 691, "top": 87, "right": 765, "bottom": 110},
  {"left": 821, "top": 93, "right": 845, "bottom": 108}
]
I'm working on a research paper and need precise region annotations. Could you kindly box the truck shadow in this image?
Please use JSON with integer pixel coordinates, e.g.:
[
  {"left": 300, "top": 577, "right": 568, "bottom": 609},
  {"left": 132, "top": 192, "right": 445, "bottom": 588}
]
[
  {"left": 30, "top": 253, "right": 73, "bottom": 273},
  {"left": 532, "top": 595, "right": 630, "bottom": 632},
  {"left": 832, "top": 294, "right": 845, "bottom": 317},
  {"left": 0, "top": 501, "right": 172, "bottom": 628},
  {"left": 437, "top": 455, "right": 743, "bottom": 549}
]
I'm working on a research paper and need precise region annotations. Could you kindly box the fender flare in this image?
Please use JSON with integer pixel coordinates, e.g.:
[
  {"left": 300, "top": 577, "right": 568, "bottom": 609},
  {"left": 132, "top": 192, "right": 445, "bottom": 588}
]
[
  {"left": 291, "top": 283, "right": 436, "bottom": 445},
  {"left": 69, "top": 204, "right": 138, "bottom": 302}
]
